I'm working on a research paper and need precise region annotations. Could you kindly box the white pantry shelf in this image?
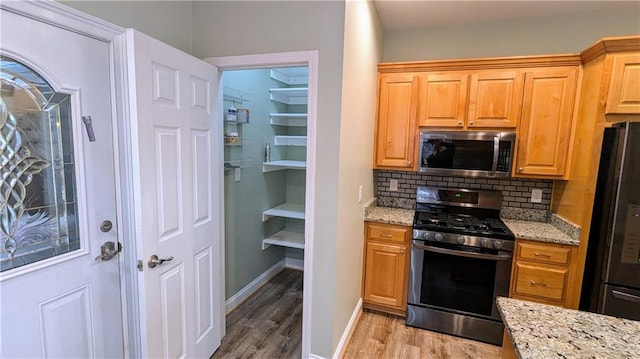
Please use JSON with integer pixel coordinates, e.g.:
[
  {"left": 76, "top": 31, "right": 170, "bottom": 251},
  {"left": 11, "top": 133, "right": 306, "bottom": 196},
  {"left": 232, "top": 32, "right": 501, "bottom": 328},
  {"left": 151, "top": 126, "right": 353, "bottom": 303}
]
[
  {"left": 269, "top": 113, "right": 307, "bottom": 127},
  {"left": 262, "top": 160, "right": 306, "bottom": 172},
  {"left": 274, "top": 135, "right": 306, "bottom": 147},
  {"left": 269, "top": 87, "right": 308, "bottom": 105},
  {"left": 270, "top": 67, "right": 308, "bottom": 86},
  {"left": 262, "top": 203, "right": 305, "bottom": 222},
  {"left": 262, "top": 228, "right": 305, "bottom": 250}
]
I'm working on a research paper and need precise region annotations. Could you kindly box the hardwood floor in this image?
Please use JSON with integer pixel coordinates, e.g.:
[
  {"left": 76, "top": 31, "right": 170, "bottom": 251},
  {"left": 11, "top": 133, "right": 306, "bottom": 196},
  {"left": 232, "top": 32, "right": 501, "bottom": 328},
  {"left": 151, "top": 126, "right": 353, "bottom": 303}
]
[
  {"left": 343, "top": 310, "right": 501, "bottom": 359},
  {"left": 211, "top": 268, "right": 500, "bottom": 359},
  {"left": 211, "top": 268, "right": 303, "bottom": 359}
]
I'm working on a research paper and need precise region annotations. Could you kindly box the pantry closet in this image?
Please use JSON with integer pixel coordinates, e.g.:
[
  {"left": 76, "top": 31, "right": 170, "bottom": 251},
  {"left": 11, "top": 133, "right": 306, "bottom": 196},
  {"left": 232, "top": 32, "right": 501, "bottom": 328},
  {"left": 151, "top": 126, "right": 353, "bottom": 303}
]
[{"left": 222, "top": 66, "right": 308, "bottom": 310}]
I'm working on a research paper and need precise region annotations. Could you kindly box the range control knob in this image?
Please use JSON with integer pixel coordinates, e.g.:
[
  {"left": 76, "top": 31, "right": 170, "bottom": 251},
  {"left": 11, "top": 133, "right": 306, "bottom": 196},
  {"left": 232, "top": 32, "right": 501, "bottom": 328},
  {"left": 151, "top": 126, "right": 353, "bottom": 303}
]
[
  {"left": 423, "top": 232, "right": 431, "bottom": 240},
  {"left": 434, "top": 233, "right": 444, "bottom": 242},
  {"left": 494, "top": 240, "right": 504, "bottom": 250},
  {"left": 480, "top": 238, "right": 490, "bottom": 247},
  {"left": 457, "top": 236, "right": 466, "bottom": 245}
]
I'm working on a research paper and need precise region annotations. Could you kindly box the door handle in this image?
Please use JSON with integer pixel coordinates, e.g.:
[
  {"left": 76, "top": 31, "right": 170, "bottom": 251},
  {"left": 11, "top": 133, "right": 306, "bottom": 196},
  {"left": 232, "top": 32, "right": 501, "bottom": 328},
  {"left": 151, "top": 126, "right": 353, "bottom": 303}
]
[
  {"left": 95, "top": 241, "right": 122, "bottom": 261},
  {"left": 148, "top": 255, "right": 174, "bottom": 268}
]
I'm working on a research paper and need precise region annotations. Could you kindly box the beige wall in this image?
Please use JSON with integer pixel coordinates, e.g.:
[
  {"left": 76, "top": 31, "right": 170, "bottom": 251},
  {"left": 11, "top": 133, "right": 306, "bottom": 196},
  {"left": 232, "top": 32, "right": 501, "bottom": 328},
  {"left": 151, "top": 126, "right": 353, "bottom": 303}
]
[
  {"left": 190, "top": 2, "right": 347, "bottom": 357},
  {"left": 333, "top": 0, "right": 383, "bottom": 353},
  {"left": 60, "top": 1, "right": 193, "bottom": 54},
  {"left": 383, "top": 7, "right": 640, "bottom": 62}
]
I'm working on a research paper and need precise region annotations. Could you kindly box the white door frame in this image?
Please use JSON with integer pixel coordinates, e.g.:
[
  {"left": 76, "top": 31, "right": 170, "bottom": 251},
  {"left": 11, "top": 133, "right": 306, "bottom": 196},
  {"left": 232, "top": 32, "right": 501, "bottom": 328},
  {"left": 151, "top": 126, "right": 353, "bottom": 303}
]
[{"left": 205, "top": 51, "right": 318, "bottom": 359}]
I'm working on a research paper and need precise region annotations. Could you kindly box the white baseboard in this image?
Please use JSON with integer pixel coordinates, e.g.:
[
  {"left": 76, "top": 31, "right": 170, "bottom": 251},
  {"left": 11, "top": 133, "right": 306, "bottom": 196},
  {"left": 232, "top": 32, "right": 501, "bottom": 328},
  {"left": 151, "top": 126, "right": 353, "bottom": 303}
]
[
  {"left": 285, "top": 257, "right": 304, "bottom": 271},
  {"left": 308, "top": 355, "right": 326, "bottom": 359},
  {"left": 224, "top": 259, "right": 285, "bottom": 314},
  {"left": 332, "top": 298, "right": 363, "bottom": 359}
]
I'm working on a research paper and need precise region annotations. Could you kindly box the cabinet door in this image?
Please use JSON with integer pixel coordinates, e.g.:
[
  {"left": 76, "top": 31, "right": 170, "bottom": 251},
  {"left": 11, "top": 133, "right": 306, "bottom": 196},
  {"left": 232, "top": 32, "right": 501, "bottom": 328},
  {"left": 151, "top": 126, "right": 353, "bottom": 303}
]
[
  {"left": 514, "top": 68, "right": 578, "bottom": 178},
  {"left": 363, "top": 242, "right": 408, "bottom": 309},
  {"left": 374, "top": 73, "right": 419, "bottom": 169},
  {"left": 606, "top": 54, "right": 640, "bottom": 114},
  {"left": 468, "top": 71, "right": 524, "bottom": 128},
  {"left": 420, "top": 73, "right": 468, "bottom": 127}
]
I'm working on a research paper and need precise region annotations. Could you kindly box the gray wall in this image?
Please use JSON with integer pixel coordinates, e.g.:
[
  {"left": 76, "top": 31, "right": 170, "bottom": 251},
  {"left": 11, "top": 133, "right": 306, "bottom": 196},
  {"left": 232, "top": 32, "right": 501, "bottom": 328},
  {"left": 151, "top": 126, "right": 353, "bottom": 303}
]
[
  {"left": 383, "top": 7, "right": 640, "bottom": 62},
  {"left": 191, "top": 2, "right": 347, "bottom": 357},
  {"left": 333, "top": 0, "right": 384, "bottom": 352},
  {"left": 60, "top": 1, "right": 193, "bottom": 54}
]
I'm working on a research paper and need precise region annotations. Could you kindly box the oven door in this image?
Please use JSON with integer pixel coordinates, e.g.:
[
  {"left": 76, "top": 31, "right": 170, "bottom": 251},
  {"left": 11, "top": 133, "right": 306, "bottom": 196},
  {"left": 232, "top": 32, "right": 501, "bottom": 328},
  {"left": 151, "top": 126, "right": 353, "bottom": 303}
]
[{"left": 408, "top": 240, "right": 512, "bottom": 321}]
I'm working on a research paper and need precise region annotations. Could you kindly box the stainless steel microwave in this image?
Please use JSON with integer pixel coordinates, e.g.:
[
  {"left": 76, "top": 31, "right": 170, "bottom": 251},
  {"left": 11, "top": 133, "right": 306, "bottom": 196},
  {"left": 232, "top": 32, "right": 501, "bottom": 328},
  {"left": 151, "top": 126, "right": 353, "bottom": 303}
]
[{"left": 418, "top": 131, "right": 516, "bottom": 178}]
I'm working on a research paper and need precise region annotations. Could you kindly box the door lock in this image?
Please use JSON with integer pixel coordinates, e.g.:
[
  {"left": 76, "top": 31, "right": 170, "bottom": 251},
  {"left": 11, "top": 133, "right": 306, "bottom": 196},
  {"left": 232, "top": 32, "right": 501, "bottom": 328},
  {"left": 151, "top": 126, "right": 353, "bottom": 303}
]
[
  {"left": 148, "top": 255, "right": 174, "bottom": 268},
  {"left": 95, "top": 241, "right": 122, "bottom": 261}
]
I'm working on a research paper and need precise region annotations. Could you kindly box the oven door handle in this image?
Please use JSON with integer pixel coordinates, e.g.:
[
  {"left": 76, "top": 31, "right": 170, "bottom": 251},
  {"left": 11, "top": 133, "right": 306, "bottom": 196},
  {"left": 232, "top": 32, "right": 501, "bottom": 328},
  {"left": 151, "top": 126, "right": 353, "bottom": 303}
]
[{"left": 413, "top": 243, "right": 513, "bottom": 261}]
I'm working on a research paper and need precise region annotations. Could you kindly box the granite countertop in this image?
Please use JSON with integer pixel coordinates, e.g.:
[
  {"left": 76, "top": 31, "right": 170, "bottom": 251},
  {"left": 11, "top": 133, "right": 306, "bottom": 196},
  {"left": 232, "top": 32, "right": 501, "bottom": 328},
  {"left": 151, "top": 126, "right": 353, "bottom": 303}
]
[
  {"left": 363, "top": 204, "right": 414, "bottom": 227},
  {"left": 364, "top": 200, "right": 580, "bottom": 246},
  {"left": 497, "top": 297, "right": 640, "bottom": 359},
  {"left": 502, "top": 219, "right": 579, "bottom": 246}
]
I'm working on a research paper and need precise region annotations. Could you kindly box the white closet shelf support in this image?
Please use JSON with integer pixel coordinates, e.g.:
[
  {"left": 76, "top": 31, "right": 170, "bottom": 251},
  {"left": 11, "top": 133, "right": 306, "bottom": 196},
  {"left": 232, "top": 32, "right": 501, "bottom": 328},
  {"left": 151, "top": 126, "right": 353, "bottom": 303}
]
[
  {"left": 262, "top": 228, "right": 305, "bottom": 250},
  {"left": 262, "top": 203, "right": 305, "bottom": 221},
  {"left": 269, "top": 113, "right": 307, "bottom": 127},
  {"left": 262, "top": 160, "right": 306, "bottom": 172}
]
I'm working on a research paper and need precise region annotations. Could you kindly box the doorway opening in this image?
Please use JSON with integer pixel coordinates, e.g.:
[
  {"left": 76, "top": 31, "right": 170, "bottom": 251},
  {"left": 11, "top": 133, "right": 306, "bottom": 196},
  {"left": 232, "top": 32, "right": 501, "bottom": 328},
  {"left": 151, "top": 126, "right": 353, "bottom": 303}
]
[{"left": 205, "top": 51, "right": 318, "bottom": 358}]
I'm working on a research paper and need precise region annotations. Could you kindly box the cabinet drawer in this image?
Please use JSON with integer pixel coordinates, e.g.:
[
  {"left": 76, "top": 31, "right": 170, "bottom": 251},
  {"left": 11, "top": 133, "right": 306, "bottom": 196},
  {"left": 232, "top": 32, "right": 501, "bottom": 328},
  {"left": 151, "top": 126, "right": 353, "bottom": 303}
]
[
  {"left": 368, "top": 224, "right": 408, "bottom": 244},
  {"left": 517, "top": 241, "right": 572, "bottom": 266},
  {"left": 512, "top": 263, "right": 568, "bottom": 302}
]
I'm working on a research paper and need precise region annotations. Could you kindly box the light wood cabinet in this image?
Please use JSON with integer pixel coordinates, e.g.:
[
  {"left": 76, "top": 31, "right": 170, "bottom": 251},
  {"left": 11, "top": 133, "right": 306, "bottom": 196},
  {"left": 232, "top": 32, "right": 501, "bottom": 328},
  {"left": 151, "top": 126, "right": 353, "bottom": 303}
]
[
  {"left": 605, "top": 54, "right": 640, "bottom": 114},
  {"left": 420, "top": 72, "right": 469, "bottom": 128},
  {"left": 513, "top": 67, "right": 578, "bottom": 179},
  {"left": 509, "top": 239, "right": 577, "bottom": 307},
  {"left": 373, "top": 73, "right": 419, "bottom": 170},
  {"left": 420, "top": 70, "right": 523, "bottom": 129},
  {"left": 363, "top": 222, "right": 411, "bottom": 315}
]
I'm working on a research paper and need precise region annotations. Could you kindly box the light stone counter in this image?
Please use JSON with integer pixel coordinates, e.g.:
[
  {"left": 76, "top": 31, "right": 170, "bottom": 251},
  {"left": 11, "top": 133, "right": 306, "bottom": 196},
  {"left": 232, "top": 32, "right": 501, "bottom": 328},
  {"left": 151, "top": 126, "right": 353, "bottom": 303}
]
[
  {"left": 497, "top": 297, "right": 640, "bottom": 359},
  {"left": 502, "top": 219, "right": 579, "bottom": 246},
  {"left": 364, "top": 204, "right": 414, "bottom": 227}
]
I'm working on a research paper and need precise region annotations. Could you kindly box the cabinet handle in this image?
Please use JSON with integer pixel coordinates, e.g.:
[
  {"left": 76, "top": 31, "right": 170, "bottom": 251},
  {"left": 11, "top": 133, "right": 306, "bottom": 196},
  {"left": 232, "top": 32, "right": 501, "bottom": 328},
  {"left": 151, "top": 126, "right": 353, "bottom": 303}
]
[
  {"left": 518, "top": 167, "right": 524, "bottom": 173},
  {"left": 534, "top": 252, "right": 552, "bottom": 258},
  {"left": 469, "top": 120, "right": 474, "bottom": 126},
  {"left": 530, "top": 280, "right": 547, "bottom": 287},
  {"left": 458, "top": 120, "right": 463, "bottom": 126},
  {"left": 380, "top": 233, "right": 393, "bottom": 238},
  {"left": 407, "top": 161, "right": 412, "bottom": 166}
]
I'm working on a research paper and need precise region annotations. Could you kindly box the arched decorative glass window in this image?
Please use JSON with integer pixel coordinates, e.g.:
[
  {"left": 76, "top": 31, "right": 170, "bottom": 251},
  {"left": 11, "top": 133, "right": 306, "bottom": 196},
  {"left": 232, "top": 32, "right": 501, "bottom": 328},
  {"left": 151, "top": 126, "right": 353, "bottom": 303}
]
[{"left": 1, "top": 55, "right": 79, "bottom": 272}]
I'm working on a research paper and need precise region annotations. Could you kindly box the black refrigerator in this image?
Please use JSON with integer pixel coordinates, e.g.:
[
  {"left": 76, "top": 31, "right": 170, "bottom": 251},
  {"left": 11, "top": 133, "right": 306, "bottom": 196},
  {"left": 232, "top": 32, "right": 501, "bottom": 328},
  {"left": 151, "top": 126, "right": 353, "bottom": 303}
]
[{"left": 580, "top": 122, "right": 640, "bottom": 320}]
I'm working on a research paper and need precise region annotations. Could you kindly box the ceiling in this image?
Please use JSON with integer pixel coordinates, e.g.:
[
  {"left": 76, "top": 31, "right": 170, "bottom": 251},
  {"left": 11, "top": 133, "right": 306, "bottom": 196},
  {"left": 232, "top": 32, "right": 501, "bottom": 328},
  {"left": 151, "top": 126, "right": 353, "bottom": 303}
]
[{"left": 373, "top": 1, "right": 640, "bottom": 30}]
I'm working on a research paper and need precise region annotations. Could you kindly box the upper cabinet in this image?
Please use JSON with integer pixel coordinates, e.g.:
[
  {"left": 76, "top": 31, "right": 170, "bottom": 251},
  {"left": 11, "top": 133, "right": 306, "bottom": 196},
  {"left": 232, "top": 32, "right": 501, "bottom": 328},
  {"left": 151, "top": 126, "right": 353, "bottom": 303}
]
[
  {"left": 420, "top": 70, "right": 524, "bottom": 129},
  {"left": 420, "top": 72, "right": 468, "bottom": 128},
  {"left": 513, "top": 67, "right": 579, "bottom": 178},
  {"left": 374, "top": 73, "right": 419, "bottom": 170},
  {"left": 605, "top": 54, "right": 640, "bottom": 115}
]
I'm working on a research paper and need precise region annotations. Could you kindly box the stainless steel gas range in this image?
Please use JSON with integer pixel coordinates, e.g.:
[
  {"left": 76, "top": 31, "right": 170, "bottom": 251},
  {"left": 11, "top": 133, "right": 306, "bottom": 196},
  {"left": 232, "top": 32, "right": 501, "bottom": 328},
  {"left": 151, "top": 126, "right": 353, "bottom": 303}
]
[{"left": 406, "top": 186, "right": 515, "bottom": 346}]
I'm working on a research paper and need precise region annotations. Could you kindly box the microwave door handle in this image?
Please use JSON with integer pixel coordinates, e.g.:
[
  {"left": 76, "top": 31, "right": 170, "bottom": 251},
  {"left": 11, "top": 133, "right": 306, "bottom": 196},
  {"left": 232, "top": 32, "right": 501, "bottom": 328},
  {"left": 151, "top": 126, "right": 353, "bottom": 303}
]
[
  {"left": 413, "top": 242, "right": 512, "bottom": 261},
  {"left": 491, "top": 135, "right": 500, "bottom": 176}
]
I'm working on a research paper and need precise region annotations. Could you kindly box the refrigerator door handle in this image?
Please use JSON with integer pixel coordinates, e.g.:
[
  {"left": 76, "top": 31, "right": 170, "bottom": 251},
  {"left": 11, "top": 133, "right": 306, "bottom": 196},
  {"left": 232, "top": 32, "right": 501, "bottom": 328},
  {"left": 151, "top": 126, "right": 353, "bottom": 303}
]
[{"left": 612, "top": 289, "right": 640, "bottom": 303}]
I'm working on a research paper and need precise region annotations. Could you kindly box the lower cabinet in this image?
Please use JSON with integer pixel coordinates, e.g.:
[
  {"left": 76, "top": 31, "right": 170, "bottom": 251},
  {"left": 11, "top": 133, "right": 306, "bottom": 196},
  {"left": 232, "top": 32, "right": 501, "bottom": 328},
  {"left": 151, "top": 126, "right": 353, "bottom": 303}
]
[
  {"left": 509, "top": 238, "right": 577, "bottom": 306},
  {"left": 363, "top": 222, "right": 411, "bottom": 316}
]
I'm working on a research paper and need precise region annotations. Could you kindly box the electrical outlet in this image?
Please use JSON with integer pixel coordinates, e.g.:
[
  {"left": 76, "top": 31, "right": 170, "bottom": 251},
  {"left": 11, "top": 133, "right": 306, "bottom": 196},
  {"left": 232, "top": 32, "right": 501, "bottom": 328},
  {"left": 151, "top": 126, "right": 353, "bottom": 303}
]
[
  {"left": 358, "top": 185, "right": 363, "bottom": 203},
  {"left": 389, "top": 179, "right": 398, "bottom": 192},
  {"left": 531, "top": 188, "right": 542, "bottom": 203}
]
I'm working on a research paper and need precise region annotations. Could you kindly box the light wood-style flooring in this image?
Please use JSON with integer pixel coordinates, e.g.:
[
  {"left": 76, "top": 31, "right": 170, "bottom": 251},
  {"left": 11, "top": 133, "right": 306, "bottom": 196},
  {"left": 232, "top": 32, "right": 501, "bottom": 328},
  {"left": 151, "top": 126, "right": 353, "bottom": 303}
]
[
  {"left": 343, "top": 310, "right": 501, "bottom": 359},
  {"left": 211, "top": 268, "right": 500, "bottom": 359}
]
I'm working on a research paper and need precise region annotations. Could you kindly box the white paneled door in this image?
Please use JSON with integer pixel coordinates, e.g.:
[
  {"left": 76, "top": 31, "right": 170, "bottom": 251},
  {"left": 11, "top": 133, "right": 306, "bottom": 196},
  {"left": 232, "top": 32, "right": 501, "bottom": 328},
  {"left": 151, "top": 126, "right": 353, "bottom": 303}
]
[
  {"left": 0, "top": 9, "right": 124, "bottom": 358},
  {"left": 124, "top": 30, "right": 223, "bottom": 358}
]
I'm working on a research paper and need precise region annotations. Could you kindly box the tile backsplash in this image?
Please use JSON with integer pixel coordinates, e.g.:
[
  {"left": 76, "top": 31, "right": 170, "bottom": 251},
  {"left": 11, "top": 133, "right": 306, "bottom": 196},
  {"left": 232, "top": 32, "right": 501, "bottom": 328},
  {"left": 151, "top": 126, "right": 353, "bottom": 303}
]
[{"left": 375, "top": 170, "right": 552, "bottom": 212}]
